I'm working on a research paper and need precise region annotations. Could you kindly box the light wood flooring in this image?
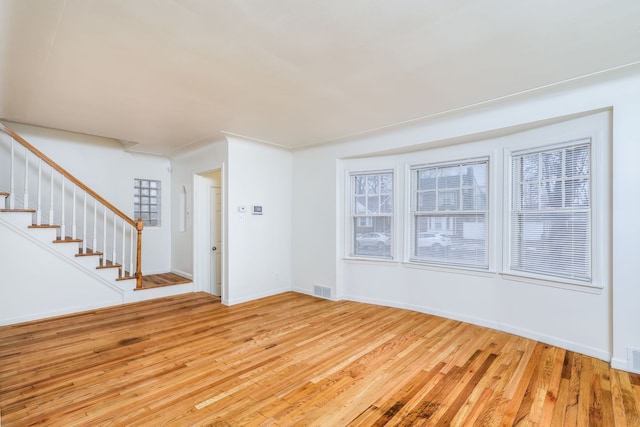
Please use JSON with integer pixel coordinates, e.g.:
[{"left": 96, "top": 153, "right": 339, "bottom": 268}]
[
  {"left": 139, "top": 272, "right": 192, "bottom": 290},
  {"left": 1, "top": 292, "right": 639, "bottom": 426}
]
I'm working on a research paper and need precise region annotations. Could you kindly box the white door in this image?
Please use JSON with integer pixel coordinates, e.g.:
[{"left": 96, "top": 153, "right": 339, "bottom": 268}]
[
  {"left": 194, "top": 170, "right": 223, "bottom": 298},
  {"left": 210, "top": 186, "right": 222, "bottom": 296}
]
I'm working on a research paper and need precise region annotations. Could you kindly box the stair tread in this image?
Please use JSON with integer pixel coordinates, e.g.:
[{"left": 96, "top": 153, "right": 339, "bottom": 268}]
[
  {"left": 0, "top": 208, "right": 36, "bottom": 213},
  {"left": 97, "top": 260, "right": 121, "bottom": 269},
  {"left": 29, "top": 224, "right": 61, "bottom": 229},
  {"left": 53, "top": 237, "right": 83, "bottom": 243},
  {"left": 0, "top": 192, "right": 9, "bottom": 197},
  {"left": 76, "top": 248, "right": 103, "bottom": 257}
]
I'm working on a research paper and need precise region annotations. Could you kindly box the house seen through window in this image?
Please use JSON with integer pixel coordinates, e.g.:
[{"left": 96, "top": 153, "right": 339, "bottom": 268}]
[
  {"left": 410, "top": 158, "right": 489, "bottom": 268},
  {"left": 351, "top": 171, "right": 393, "bottom": 259}
]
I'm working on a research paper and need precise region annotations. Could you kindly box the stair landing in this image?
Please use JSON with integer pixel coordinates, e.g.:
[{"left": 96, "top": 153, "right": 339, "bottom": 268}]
[{"left": 138, "top": 273, "right": 192, "bottom": 290}]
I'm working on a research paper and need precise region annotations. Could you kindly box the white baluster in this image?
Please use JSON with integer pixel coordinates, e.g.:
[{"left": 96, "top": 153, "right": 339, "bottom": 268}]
[
  {"left": 71, "top": 186, "right": 77, "bottom": 240},
  {"left": 121, "top": 218, "right": 126, "bottom": 274},
  {"left": 112, "top": 213, "right": 117, "bottom": 266},
  {"left": 82, "top": 191, "right": 87, "bottom": 252},
  {"left": 60, "top": 177, "right": 66, "bottom": 239},
  {"left": 9, "top": 138, "right": 15, "bottom": 209},
  {"left": 103, "top": 207, "right": 107, "bottom": 256},
  {"left": 36, "top": 159, "right": 42, "bottom": 225},
  {"left": 23, "top": 147, "right": 29, "bottom": 209},
  {"left": 49, "top": 167, "right": 54, "bottom": 226},
  {"left": 93, "top": 199, "right": 97, "bottom": 252},
  {"left": 129, "top": 226, "right": 134, "bottom": 278}
]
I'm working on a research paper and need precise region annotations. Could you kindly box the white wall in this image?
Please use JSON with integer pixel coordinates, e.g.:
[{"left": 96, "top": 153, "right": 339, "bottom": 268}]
[
  {"left": 225, "top": 136, "right": 293, "bottom": 305},
  {"left": 170, "top": 139, "right": 228, "bottom": 279},
  {"left": 0, "top": 215, "right": 123, "bottom": 324},
  {"left": 1, "top": 123, "right": 172, "bottom": 273},
  {"left": 292, "top": 69, "right": 640, "bottom": 370},
  {"left": 611, "top": 100, "right": 640, "bottom": 371},
  {"left": 170, "top": 136, "right": 293, "bottom": 305}
]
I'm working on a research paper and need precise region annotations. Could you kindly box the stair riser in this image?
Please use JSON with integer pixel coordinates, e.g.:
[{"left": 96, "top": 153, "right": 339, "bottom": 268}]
[
  {"left": 0, "top": 211, "right": 33, "bottom": 228},
  {"left": 117, "top": 280, "right": 137, "bottom": 291},
  {"left": 74, "top": 255, "right": 103, "bottom": 270},
  {"left": 94, "top": 267, "right": 120, "bottom": 281},
  {"left": 51, "top": 242, "right": 82, "bottom": 259},
  {"left": 25, "top": 228, "right": 59, "bottom": 244}
]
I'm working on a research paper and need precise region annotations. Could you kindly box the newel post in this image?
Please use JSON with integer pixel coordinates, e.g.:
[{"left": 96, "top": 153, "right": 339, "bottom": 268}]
[{"left": 135, "top": 218, "right": 144, "bottom": 289}]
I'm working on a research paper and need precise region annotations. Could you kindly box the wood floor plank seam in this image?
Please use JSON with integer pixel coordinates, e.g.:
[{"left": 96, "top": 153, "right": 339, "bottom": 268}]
[{"left": 2, "top": 292, "right": 640, "bottom": 426}]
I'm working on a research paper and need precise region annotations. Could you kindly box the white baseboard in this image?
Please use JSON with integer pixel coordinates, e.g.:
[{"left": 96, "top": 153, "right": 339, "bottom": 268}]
[
  {"left": 292, "top": 285, "right": 341, "bottom": 301},
  {"left": 223, "top": 287, "right": 291, "bottom": 306},
  {"left": 123, "top": 283, "right": 195, "bottom": 303},
  {"left": 0, "top": 299, "right": 123, "bottom": 326},
  {"left": 171, "top": 269, "right": 193, "bottom": 280},
  {"left": 292, "top": 286, "right": 312, "bottom": 296},
  {"left": 611, "top": 357, "right": 628, "bottom": 372}
]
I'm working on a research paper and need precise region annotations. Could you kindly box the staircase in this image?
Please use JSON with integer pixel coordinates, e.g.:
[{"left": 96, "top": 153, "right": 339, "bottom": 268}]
[
  {"left": 0, "top": 193, "right": 137, "bottom": 290},
  {"left": 0, "top": 121, "right": 143, "bottom": 288},
  {"left": 1, "top": 122, "right": 197, "bottom": 325}
]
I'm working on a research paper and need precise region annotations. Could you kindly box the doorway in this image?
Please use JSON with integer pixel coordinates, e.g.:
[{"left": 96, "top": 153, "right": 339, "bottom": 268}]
[
  {"left": 194, "top": 169, "right": 223, "bottom": 297},
  {"left": 210, "top": 184, "right": 222, "bottom": 296}
]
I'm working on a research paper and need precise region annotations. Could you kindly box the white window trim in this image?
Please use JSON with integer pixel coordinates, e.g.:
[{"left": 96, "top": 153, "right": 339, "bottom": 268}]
[
  {"left": 340, "top": 111, "right": 609, "bottom": 293},
  {"left": 501, "top": 128, "right": 608, "bottom": 291},
  {"left": 406, "top": 156, "right": 491, "bottom": 270},
  {"left": 344, "top": 168, "right": 397, "bottom": 261}
]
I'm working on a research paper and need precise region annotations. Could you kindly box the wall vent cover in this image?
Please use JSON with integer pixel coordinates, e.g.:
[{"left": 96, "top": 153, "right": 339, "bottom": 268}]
[
  {"left": 628, "top": 348, "right": 640, "bottom": 374},
  {"left": 313, "top": 285, "right": 332, "bottom": 300}
]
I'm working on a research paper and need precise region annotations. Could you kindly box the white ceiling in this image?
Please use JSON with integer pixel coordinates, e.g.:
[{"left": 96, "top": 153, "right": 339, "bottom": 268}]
[{"left": 1, "top": 0, "right": 639, "bottom": 155}]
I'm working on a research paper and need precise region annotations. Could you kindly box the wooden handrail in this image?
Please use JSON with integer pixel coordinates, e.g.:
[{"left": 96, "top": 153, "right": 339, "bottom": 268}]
[
  {"left": 0, "top": 121, "right": 144, "bottom": 288},
  {"left": 0, "top": 121, "right": 138, "bottom": 228}
]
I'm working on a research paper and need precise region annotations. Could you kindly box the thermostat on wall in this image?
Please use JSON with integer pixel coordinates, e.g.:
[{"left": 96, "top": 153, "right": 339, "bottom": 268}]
[{"left": 251, "top": 205, "right": 263, "bottom": 215}]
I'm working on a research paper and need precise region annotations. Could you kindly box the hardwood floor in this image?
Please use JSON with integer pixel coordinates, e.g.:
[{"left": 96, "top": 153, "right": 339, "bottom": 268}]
[
  {"left": 1, "top": 292, "right": 639, "bottom": 426},
  {"left": 138, "top": 272, "right": 192, "bottom": 290}
]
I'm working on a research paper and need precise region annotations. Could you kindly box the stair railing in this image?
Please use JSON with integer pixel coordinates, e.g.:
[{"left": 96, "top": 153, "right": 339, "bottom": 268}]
[{"left": 0, "top": 122, "right": 143, "bottom": 288}]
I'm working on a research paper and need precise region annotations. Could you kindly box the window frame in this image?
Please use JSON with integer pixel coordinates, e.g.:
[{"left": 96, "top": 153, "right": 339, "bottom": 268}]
[
  {"left": 347, "top": 169, "right": 395, "bottom": 260},
  {"left": 503, "top": 134, "right": 606, "bottom": 291},
  {"left": 408, "top": 157, "right": 490, "bottom": 270}
]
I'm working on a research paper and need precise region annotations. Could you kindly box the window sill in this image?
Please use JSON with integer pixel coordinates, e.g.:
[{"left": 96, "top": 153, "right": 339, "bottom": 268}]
[
  {"left": 500, "top": 272, "right": 604, "bottom": 294},
  {"left": 342, "top": 256, "right": 398, "bottom": 266},
  {"left": 402, "top": 260, "right": 496, "bottom": 278}
]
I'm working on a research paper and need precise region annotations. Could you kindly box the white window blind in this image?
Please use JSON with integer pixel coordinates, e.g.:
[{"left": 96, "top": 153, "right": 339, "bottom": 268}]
[
  {"left": 510, "top": 140, "right": 591, "bottom": 282},
  {"left": 410, "top": 158, "right": 488, "bottom": 268},
  {"left": 351, "top": 171, "right": 393, "bottom": 258}
]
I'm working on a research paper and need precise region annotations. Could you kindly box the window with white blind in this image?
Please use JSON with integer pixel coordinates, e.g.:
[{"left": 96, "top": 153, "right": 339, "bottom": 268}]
[
  {"left": 134, "top": 179, "right": 161, "bottom": 227},
  {"left": 410, "top": 159, "right": 488, "bottom": 268},
  {"left": 509, "top": 140, "right": 591, "bottom": 282},
  {"left": 351, "top": 171, "right": 393, "bottom": 259}
]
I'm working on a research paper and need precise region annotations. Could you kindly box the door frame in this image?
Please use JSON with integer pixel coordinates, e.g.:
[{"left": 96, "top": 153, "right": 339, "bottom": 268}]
[{"left": 193, "top": 166, "right": 226, "bottom": 299}]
